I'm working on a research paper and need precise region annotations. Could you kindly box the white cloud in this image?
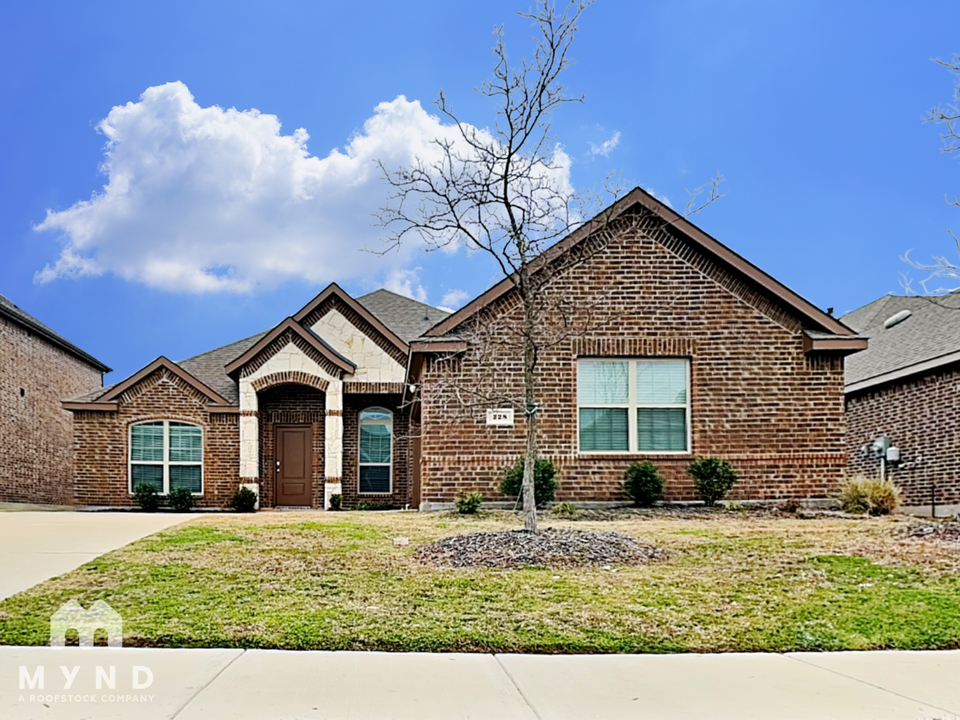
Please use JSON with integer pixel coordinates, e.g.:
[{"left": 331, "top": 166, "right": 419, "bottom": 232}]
[
  {"left": 440, "top": 289, "right": 469, "bottom": 310},
  {"left": 589, "top": 131, "right": 621, "bottom": 158},
  {"left": 35, "top": 81, "right": 573, "bottom": 295},
  {"left": 384, "top": 268, "right": 427, "bottom": 304}
]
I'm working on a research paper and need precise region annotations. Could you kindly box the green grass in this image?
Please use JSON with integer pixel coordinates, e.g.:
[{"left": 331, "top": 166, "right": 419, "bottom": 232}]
[{"left": 1, "top": 510, "right": 959, "bottom": 653}]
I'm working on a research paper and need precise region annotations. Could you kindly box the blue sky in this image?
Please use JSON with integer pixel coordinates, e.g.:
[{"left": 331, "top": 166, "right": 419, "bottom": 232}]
[{"left": 1, "top": 1, "right": 958, "bottom": 383}]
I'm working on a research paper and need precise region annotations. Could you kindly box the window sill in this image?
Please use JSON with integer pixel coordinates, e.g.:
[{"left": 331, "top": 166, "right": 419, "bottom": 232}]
[{"left": 576, "top": 452, "right": 693, "bottom": 460}]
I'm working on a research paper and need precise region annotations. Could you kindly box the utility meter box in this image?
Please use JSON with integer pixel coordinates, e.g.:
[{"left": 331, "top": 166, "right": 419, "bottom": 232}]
[{"left": 886, "top": 447, "right": 901, "bottom": 463}]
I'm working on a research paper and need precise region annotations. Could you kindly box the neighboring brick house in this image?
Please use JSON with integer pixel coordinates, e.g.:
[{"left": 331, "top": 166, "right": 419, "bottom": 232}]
[
  {"left": 0, "top": 293, "right": 109, "bottom": 504},
  {"left": 843, "top": 293, "right": 960, "bottom": 513},
  {"left": 65, "top": 188, "right": 866, "bottom": 509}
]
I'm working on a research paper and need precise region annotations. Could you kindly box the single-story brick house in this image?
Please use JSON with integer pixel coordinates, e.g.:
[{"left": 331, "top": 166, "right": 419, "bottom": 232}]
[
  {"left": 843, "top": 293, "right": 960, "bottom": 515},
  {"left": 64, "top": 188, "right": 867, "bottom": 509},
  {"left": 1, "top": 293, "right": 109, "bottom": 504}
]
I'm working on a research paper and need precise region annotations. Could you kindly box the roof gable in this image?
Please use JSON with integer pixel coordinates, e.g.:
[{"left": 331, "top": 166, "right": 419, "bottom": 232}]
[
  {"left": 424, "top": 187, "right": 856, "bottom": 340},
  {"left": 63, "top": 356, "right": 232, "bottom": 411},
  {"left": 224, "top": 318, "right": 357, "bottom": 378},
  {"left": 293, "top": 283, "right": 411, "bottom": 356}
]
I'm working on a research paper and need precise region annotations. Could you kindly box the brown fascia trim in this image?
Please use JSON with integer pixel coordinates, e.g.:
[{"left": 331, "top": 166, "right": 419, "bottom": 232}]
[
  {"left": 224, "top": 317, "right": 357, "bottom": 377},
  {"left": 62, "top": 400, "right": 118, "bottom": 412},
  {"left": 0, "top": 304, "right": 112, "bottom": 373},
  {"left": 98, "top": 356, "right": 233, "bottom": 406},
  {"left": 291, "top": 282, "right": 410, "bottom": 356},
  {"left": 802, "top": 334, "right": 868, "bottom": 355},
  {"left": 209, "top": 405, "right": 240, "bottom": 414},
  {"left": 404, "top": 339, "right": 468, "bottom": 396},
  {"left": 425, "top": 187, "right": 856, "bottom": 339}
]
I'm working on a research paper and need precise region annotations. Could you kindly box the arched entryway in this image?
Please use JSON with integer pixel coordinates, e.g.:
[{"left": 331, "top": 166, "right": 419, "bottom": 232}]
[{"left": 257, "top": 383, "right": 326, "bottom": 507}]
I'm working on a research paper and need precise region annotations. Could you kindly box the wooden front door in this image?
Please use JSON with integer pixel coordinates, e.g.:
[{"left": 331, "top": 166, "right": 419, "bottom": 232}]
[{"left": 275, "top": 425, "right": 312, "bottom": 506}]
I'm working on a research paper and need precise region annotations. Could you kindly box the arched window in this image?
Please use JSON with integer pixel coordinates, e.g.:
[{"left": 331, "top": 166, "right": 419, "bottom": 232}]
[
  {"left": 359, "top": 408, "right": 392, "bottom": 494},
  {"left": 129, "top": 421, "right": 203, "bottom": 495}
]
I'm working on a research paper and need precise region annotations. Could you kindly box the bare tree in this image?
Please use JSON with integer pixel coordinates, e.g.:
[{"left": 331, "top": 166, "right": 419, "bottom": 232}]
[
  {"left": 902, "top": 54, "right": 960, "bottom": 296},
  {"left": 377, "top": 0, "right": 723, "bottom": 532}
]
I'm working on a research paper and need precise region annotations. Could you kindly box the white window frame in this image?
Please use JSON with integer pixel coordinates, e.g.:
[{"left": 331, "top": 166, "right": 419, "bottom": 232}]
[
  {"left": 128, "top": 420, "right": 204, "bottom": 496},
  {"left": 576, "top": 358, "right": 692, "bottom": 455},
  {"left": 358, "top": 407, "right": 393, "bottom": 494}
]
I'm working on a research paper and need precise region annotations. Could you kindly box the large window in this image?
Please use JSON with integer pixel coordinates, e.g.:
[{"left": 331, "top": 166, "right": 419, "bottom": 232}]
[
  {"left": 578, "top": 359, "right": 690, "bottom": 454},
  {"left": 129, "top": 421, "right": 203, "bottom": 495},
  {"left": 359, "top": 408, "right": 392, "bottom": 493}
]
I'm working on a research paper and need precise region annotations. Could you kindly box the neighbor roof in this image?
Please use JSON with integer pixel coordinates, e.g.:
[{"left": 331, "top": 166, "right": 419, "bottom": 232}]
[
  {"left": 0, "top": 293, "right": 110, "bottom": 372},
  {"left": 842, "top": 293, "right": 960, "bottom": 392}
]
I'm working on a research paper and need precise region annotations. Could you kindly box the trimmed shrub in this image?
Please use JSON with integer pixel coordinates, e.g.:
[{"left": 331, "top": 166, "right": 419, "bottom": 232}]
[
  {"left": 229, "top": 487, "right": 258, "bottom": 513},
  {"left": 355, "top": 501, "right": 398, "bottom": 511},
  {"left": 688, "top": 458, "right": 739, "bottom": 506},
  {"left": 623, "top": 461, "right": 664, "bottom": 508},
  {"left": 168, "top": 487, "right": 195, "bottom": 513},
  {"left": 329, "top": 493, "right": 343, "bottom": 511},
  {"left": 133, "top": 483, "right": 160, "bottom": 512},
  {"left": 455, "top": 492, "right": 483, "bottom": 514},
  {"left": 500, "top": 458, "right": 557, "bottom": 507},
  {"left": 550, "top": 501, "right": 578, "bottom": 517},
  {"left": 840, "top": 477, "right": 901, "bottom": 516}
]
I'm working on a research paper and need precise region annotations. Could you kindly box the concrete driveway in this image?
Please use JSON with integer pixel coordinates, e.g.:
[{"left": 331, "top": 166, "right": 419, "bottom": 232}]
[{"left": 0, "top": 511, "right": 187, "bottom": 601}]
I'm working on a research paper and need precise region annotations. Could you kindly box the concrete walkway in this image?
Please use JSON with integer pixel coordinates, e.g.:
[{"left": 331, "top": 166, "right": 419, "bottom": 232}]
[
  {"left": 2, "top": 647, "right": 959, "bottom": 719},
  {"left": 0, "top": 511, "right": 186, "bottom": 601}
]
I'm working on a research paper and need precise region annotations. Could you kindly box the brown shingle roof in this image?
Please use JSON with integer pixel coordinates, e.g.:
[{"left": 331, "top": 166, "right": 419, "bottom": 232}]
[
  {"left": 176, "top": 332, "right": 268, "bottom": 404},
  {"left": 356, "top": 289, "right": 450, "bottom": 342},
  {"left": 0, "top": 293, "right": 110, "bottom": 372}
]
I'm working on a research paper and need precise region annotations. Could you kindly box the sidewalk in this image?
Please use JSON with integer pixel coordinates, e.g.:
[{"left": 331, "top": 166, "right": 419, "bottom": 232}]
[{"left": 3, "top": 647, "right": 960, "bottom": 719}]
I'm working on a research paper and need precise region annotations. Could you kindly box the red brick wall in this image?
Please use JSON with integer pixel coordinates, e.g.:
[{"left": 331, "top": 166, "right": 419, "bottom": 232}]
[
  {"left": 72, "top": 367, "right": 239, "bottom": 507},
  {"left": 257, "top": 384, "right": 326, "bottom": 508},
  {"left": 846, "top": 365, "right": 960, "bottom": 507},
  {"left": 341, "top": 394, "right": 409, "bottom": 508},
  {"left": 1, "top": 314, "right": 103, "bottom": 504},
  {"left": 417, "top": 217, "right": 847, "bottom": 506}
]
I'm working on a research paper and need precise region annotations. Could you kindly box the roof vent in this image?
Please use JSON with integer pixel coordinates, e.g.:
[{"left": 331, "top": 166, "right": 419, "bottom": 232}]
[{"left": 883, "top": 310, "right": 912, "bottom": 329}]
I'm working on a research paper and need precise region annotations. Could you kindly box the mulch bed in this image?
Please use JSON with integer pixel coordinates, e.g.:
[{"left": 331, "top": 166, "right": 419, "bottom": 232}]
[{"left": 416, "top": 527, "right": 664, "bottom": 569}]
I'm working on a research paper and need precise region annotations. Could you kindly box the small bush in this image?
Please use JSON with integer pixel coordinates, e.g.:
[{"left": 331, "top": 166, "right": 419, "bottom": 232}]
[
  {"left": 550, "top": 501, "right": 578, "bottom": 517},
  {"left": 356, "top": 501, "right": 398, "bottom": 511},
  {"left": 328, "top": 493, "right": 342, "bottom": 511},
  {"left": 167, "top": 487, "right": 195, "bottom": 512},
  {"left": 132, "top": 483, "right": 160, "bottom": 512},
  {"left": 500, "top": 458, "right": 557, "bottom": 507},
  {"left": 779, "top": 497, "right": 803, "bottom": 513},
  {"left": 840, "top": 477, "right": 901, "bottom": 516},
  {"left": 229, "top": 486, "right": 258, "bottom": 513},
  {"left": 623, "top": 461, "right": 664, "bottom": 508},
  {"left": 455, "top": 492, "right": 483, "bottom": 514},
  {"left": 688, "top": 458, "right": 739, "bottom": 506}
]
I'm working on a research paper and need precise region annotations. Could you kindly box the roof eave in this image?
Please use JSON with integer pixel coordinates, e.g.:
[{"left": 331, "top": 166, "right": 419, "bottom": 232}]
[{"left": 0, "top": 304, "right": 112, "bottom": 373}]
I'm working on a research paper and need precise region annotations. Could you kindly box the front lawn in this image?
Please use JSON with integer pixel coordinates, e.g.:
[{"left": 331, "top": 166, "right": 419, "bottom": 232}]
[{"left": 2, "top": 509, "right": 960, "bottom": 653}]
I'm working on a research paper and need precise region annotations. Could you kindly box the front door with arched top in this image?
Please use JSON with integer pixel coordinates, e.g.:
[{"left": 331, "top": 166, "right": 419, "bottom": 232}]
[{"left": 275, "top": 424, "right": 312, "bottom": 506}]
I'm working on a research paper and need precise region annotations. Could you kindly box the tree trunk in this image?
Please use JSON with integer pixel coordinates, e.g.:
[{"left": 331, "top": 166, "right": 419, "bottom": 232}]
[{"left": 521, "top": 292, "right": 539, "bottom": 533}]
